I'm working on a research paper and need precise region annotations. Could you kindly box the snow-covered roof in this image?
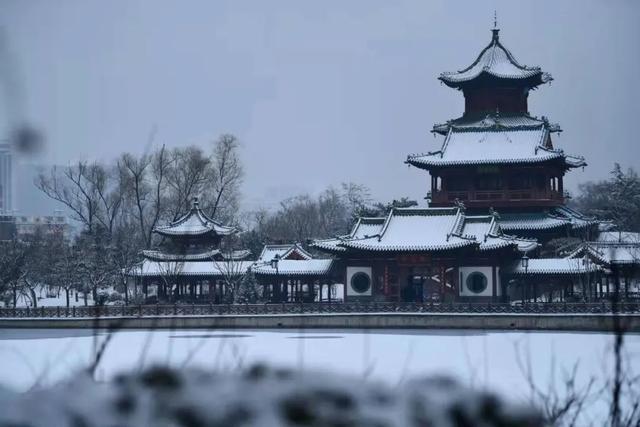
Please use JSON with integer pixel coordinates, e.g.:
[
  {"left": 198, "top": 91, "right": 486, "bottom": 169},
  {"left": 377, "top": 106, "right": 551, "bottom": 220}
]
[
  {"left": 251, "top": 259, "right": 334, "bottom": 276},
  {"left": 310, "top": 217, "right": 386, "bottom": 253},
  {"left": 154, "top": 198, "right": 236, "bottom": 237},
  {"left": 315, "top": 207, "right": 537, "bottom": 253},
  {"left": 142, "top": 248, "right": 251, "bottom": 262},
  {"left": 432, "top": 113, "right": 561, "bottom": 136},
  {"left": 569, "top": 242, "right": 640, "bottom": 266},
  {"left": 130, "top": 259, "right": 255, "bottom": 277},
  {"left": 406, "top": 128, "right": 586, "bottom": 169},
  {"left": 257, "top": 243, "right": 313, "bottom": 262},
  {"left": 507, "top": 258, "right": 601, "bottom": 275},
  {"left": 596, "top": 231, "right": 640, "bottom": 244},
  {"left": 498, "top": 207, "right": 598, "bottom": 232},
  {"left": 439, "top": 28, "right": 552, "bottom": 89}
]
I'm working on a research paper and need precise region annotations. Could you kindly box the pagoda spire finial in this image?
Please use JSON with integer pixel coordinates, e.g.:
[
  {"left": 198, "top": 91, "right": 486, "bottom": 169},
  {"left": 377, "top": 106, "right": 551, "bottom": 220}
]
[{"left": 491, "top": 11, "right": 500, "bottom": 41}]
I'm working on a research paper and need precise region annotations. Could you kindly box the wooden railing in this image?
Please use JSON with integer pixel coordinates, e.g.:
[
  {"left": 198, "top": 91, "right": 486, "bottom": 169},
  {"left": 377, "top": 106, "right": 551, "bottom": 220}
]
[{"left": 0, "top": 301, "right": 638, "bottom": 318}]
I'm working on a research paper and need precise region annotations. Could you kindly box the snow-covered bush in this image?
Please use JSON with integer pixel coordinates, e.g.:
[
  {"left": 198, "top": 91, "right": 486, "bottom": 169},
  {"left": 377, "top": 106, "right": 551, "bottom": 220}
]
[
  {"left": 108, "top": 291, "right": 123, "bottom": 303},
  {"left": 0, "top": 365, "right": 544, "bottom": 427}
]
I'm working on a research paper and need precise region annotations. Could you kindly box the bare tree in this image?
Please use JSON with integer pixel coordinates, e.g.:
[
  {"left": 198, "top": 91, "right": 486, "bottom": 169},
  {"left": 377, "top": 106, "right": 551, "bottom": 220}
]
[
  {"left": 0, "top": 237, "right": 28, "bottom": 307},
  {"left": 155, "top": 260, "right": 185, "bottom": 303},
  {"left": 165, "top": 146, "right": 211, "bottom": 221},
  {"left": 208, "top": 134, "right": 243, "bottom": 222},
  {"left": 36, "top": 161, "right": 101, "bottom": 233},
  {"left": 212, "top": 250, "right": 248, "bottom": 304}
]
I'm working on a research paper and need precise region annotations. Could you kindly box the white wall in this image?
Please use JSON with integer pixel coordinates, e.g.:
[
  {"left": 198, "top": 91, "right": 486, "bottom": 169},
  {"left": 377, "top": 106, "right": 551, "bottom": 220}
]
[{"left": 458, "top": 266, "right": 499, "bottom": 297}]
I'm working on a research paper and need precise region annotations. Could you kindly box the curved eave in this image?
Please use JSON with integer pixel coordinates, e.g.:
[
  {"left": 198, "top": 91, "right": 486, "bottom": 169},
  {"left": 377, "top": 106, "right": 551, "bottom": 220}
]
[
  {"left": 154, "top": 227, "right": 236, "bottom": 238},
  {"left": 311, "top": 239, "right": 346, "bottom": 253},
  {"left": 339, "top": 239, "right": 475, "bottom": 252},
  {"left": 432, "top": 120, "right": 562, "bottom": 136},
  {"left": 439, "top": 71, "right": 552, "bottom": 90},
  {"left": 499, "top": 221, "right": 567, "bottom": 232},
  {"left": 405, "top": 153, "right": 582, "bottom": 170}
]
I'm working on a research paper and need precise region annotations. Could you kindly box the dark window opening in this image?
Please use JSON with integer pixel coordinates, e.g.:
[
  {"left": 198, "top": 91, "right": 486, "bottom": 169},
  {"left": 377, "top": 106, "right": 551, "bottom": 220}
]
[
  {"left": 466, "top": 272, "right": 488, "bottom": 294},
  {"left": 351, "top": 272, "right": 371, "bottom": 293}
]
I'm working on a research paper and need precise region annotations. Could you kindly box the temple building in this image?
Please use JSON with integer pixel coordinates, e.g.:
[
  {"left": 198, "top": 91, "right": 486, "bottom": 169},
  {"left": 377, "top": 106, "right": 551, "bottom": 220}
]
[
  {"left": 129, "top": 198, "right": 254, "bottom": 302},
  {"left": 252, "top": 243, "right": 338, "bottom": 303},
  {"left": 128, "top": 199, "right": 337, "bottom": 303},
  {"left": 406, "top": 26, "right": 599, "bottom": 243},
  {"left": 314, "top": 206, "right": 538, "bottom": 302},
  {"left": 313, "top": 25, "right": 638, "bottom": 303}
]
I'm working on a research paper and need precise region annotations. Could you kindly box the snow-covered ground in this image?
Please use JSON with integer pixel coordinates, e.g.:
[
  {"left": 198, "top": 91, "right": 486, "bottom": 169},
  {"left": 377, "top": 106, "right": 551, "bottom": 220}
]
[
  {"left": 13, "top": 288, "right": 96, "bottom": 308},
  {"left": 0, "top": 328, "right": 638, "bottom": 421}
]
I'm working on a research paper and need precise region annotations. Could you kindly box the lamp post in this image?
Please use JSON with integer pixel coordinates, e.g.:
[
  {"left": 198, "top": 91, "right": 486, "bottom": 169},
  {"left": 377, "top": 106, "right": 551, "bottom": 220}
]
[
  {"left": 521, "top": 254, "right": 529, "bottom": 274},
  {"left": 270, "top": 254, "right": 280, "bottom": 302},
  {"left": 521, "top": 254, "right": 529, "bottom": 304}
]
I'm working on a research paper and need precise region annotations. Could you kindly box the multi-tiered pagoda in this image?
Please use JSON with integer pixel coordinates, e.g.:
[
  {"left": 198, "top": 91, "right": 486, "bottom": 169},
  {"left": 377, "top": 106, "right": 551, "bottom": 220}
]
[
  {"left": 406, "top": 26, "right": 598, "bottom": 243},
  {"left": 312, "top": 25, "right": 614, "bottom": 303}
]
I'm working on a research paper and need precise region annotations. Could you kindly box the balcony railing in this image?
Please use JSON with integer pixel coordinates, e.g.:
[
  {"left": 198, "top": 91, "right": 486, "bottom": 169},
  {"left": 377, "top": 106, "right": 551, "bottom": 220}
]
[{"left": 431, "top": 189, "right": 563, "bottom": 205}]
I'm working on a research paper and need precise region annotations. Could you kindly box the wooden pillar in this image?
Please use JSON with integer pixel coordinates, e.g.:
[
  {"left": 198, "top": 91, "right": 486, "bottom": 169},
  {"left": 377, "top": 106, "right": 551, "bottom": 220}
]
[
  {"left": 625, "top": 275, "right": 630, "bottom": 301},
  {"left": 491, "top": 266, "right": 497, "bottom": 302}
]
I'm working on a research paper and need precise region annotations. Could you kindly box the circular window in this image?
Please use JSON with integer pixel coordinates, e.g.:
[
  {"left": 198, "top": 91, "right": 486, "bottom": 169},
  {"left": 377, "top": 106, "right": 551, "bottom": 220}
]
[
  {"left": 466, "top": 272, "right": 488, "bottom": 294},
  {"left": 351, "top": 272, "right": 371, "bottom": 293}
]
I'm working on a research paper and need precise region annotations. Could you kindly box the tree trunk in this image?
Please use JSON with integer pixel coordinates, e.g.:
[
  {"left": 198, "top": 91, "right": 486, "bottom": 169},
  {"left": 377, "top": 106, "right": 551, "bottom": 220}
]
[
  {"left": 30, "top": 288, "right": 37, "bottom": 308},
  {"left": 122, "top": 278, "right": 129, "bottom": 306},
  {"left": 65, "top": 287, "right": 70, "bottom": 308}
]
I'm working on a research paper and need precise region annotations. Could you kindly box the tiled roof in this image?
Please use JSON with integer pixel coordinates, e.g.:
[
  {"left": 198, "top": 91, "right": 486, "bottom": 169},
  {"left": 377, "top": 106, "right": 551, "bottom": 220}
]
[
  {"left": 432, "top": 113, "right": 561, "bottom": 136},
  {"left": 311, "top": 238, "right": 345, "bottom": 253},
  {"left": 507, "top": 258, "right": 601, "bottom": 275},
  {"left": 251, "top": 259, "right": 334, "bottom": 276},
  {"left": 154, "top": 198, "right": 235, "bottom": 237},
  {"left": 596, "top": 231, "right": 640, "bottom": 244},
  {"left": 349, "top": 217, "right": 386, "bottom": 239},
  {"left": 142, "top": 249, "right": 251, "bottom": 262},
  {"left": 498, "top": 207, "right": 598, "bottom": 232},
  {"left": 439, "top": 29, "right": 552, "bottom": 89},
  {"left": 257, "top": 243, "right": 313, "bottom": 262},
  {"left": 310, "top": 217, "right": 386, "bottom": 253},
  {"left": 130, "top": 259, "right": 255, "bottom": 277},
  {"left": 407, "top": 128, "right": 586, "bottom": 169},
  {"left": 569, "top": 242, "right": 640, "bottom": 266},
  {"left": 314, "top": 207, "right": 537, "bottom": 253}
]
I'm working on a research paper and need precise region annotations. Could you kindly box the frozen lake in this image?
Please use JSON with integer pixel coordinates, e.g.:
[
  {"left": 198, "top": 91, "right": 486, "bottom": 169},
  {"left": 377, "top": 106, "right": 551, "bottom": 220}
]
[{"left": 1, "top": 327, "right": 638, "bottom": 420}]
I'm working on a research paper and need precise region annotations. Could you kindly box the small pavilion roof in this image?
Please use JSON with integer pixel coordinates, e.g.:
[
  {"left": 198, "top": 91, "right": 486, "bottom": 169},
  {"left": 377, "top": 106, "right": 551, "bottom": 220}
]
[
  {"left": 142, "top": 249, "right": 251, "bottom": 262},
  {"left": 569, "top": 242, "right": 640, "bottom": 266},
  {"left": 257, "top": 243, "right": 313, "bottom": 262},
  {"left": 432, "top": 113, "right": 561, "bottom": 136},
  {"left": 506, "top": 258, "right": 602, "bottom": 276},
  {"left": 439, "top": 28, "right": 552, "bottom": 89},
  {"left": 406, "top": 127, "right": 586, "bottom": 170},
  {"left": 314, "top": 207, "right": 537, "bottom": 253},
  {"left": 251, "top": 259, "right": 334, "bottom": 277},
  {"left": 498, "top": 207, "right": 598, "bottom": 233},
  {"left": 154, "top": 198, "right": 236, "bottom": 237},
  {"left": 130, "top": 259, "right": 255, "bottom": 277}
]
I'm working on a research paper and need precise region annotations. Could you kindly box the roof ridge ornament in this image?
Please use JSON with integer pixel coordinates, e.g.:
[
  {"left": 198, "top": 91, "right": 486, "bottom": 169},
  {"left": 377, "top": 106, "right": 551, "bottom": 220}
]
[{"left": 491, "top": 11, "right": 500, "bottom": 42}]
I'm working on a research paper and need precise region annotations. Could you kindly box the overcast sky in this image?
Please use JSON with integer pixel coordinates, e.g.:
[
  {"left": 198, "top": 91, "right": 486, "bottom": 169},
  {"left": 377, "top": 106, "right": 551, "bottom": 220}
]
[{"left": 0, "top": 0, "right": 638, "bottom": 212}]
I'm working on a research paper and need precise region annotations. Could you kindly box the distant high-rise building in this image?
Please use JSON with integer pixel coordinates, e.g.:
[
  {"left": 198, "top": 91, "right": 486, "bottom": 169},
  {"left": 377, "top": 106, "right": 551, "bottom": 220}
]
[{"left": 0, "top": 143, "right": 12, "bottom": 214}]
